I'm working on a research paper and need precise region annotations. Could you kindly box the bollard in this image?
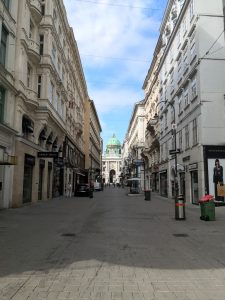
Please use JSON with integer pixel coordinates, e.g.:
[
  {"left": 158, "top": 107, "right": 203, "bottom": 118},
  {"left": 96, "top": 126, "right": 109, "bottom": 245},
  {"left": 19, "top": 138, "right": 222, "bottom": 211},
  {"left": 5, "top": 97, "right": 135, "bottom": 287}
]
[{"left": 175, "top": 195, "right": 185, "bottom": 220}]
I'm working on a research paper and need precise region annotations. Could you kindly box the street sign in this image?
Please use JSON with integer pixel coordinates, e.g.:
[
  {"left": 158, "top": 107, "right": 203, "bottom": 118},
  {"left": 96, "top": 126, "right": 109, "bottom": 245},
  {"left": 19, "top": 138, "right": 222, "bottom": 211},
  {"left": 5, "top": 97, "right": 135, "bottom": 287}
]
[
  {"left": 133, "top": 159, "right": 144, "bottom": 166},
  {"left": 37, "top": 152, "right": 58, "bottom": 158},
  {"left": 169, "top": 149, "right": 180, "bottom": 155}
]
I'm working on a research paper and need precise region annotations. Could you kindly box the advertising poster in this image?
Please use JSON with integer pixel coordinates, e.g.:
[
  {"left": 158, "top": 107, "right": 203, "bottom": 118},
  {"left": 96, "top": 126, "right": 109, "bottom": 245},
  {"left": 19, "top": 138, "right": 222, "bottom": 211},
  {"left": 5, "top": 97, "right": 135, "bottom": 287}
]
[{"left": 207, "top": 158, "right": 225, "bottom": 200}]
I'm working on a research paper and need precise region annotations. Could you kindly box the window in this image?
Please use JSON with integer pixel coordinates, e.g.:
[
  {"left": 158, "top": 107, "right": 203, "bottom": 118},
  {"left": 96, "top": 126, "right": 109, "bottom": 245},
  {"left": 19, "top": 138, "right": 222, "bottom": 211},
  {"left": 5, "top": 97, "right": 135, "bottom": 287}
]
[
  {"left": 177, "top": 28, "right": 181, "bottom": 47},
  {"left": 37, "top": 76, "right": 42, "bottom": 98},
  {"left": 0, "top": 86, "right": 5, "bottom": 122},
  {"left": 29, "top": 20, "right": 34, "bottom": 39},
  {"left": 184, "top": 86, "right": 189, "bottom": 107},
  {"left": 165, "top": 141, "right": 168, "bottom": 158},
  {"left": 191, "top": 76, "right": 197, "bottom": 99},
  {"left": 0, "top": 26, "right": 8, "bottom": 66},
  {"left": 41, "top": 4, "right": 45, "bottom": 15},
  {"left": 62, "top": 68, "right": 65, "bottom": 82},
  {"left": 39, "top": 35, "right": 44, "bottom": 55},
  {"left": 182, "top": 16, "right": 187, "bottom": 36},
  {"left": 58, "top": 57, "right": 61, "bottom": 75},
  {"left": 2, "top": 0, "right": 9, "bottom": 9},
  {"left": 178, "top": 94, "right": 182, "bottom": 114},
  {"left": 189, "top": 0, "right": 194, "bottom": 20},
  {"left": 192, "top": 118, "right": 198, "bottom": 145},
  {"left": 185, "top": 124, "right": 189, "bottom": 149},
  {"left": 27, "top": 64, "right": 32, "bottom": 88},
  {"left": 190, "top": 43, "right": 196, "bottom": 61},
  {"left": 165, "top": 111, "right": 168, "bottom": 129},
  {"left": 49, "top": 81, "right": 54, "bottom": 103},
  {"left": 52, "top": 43, "right": 56, "bottom": 61},
  {"left": 179, "top": 130, "right": 183, "bottom": 151}
]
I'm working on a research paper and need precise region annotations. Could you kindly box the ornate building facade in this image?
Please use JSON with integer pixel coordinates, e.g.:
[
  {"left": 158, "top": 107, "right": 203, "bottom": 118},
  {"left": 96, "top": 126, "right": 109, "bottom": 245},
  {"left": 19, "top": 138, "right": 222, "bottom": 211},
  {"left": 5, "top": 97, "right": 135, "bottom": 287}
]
[
  {"left": 0, "top": 0, "right": 101, "bottom": 208},
  {"left": 102, "top": 134, "right": 122, "bottom": 185}
]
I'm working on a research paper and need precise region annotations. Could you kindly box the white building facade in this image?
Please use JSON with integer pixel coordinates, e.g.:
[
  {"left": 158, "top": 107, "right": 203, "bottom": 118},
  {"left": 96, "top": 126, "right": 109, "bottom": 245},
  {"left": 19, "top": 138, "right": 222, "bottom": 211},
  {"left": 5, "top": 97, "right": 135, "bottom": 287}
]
[
  {"left": 102, "top": 134, "right": 122, "bottom": 185},
  {"left": 0, "top": 0, "right": 18, "bottom": 208},
  {"left": 148, "top": 0, "right": 225, "bottom": 203},
  {"left": 0, "top": 0, "right": 93, "bottom": 208},
  {"left": 122, "top": 101, "right": 146, "bottom": 191}
]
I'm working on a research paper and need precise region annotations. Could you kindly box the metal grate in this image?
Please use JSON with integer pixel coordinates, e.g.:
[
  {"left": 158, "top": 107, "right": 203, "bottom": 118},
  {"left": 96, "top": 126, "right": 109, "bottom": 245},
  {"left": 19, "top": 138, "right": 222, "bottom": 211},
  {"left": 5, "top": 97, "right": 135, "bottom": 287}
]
[
  {"left": 61, "top": 233, "right": 76, "bottom": 237},
  {"left": 173, "top": 233, "right": 189, "bottom": 237}
]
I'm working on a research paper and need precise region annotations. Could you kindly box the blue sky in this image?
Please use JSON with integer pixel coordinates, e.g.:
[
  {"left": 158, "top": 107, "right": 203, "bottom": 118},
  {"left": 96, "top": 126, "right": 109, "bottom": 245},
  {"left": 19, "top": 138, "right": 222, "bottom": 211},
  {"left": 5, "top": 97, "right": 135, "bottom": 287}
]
[{"left": 63, "top": 0, "right": 168, "bottom": 150}]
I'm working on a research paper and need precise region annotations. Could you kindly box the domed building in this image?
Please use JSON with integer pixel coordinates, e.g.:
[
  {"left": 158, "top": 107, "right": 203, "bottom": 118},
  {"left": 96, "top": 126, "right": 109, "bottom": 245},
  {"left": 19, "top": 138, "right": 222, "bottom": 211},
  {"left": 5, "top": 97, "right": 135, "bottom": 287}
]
[{"left": 102, "top": 134, "right": 122, "bottom": 184}]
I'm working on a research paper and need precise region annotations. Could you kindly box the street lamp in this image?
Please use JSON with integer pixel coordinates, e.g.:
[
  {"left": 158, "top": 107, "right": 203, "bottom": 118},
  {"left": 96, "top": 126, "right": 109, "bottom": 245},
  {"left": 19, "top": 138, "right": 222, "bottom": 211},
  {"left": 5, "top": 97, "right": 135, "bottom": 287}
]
[{"left": 152, "top": 100, "right": 184, "bottom": 220}]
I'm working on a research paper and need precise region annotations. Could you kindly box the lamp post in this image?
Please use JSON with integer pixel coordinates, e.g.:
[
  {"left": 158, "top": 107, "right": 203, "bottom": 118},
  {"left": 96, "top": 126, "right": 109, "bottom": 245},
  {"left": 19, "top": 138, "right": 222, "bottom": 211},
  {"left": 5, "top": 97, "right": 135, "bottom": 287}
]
[{"left": 153, "top": 100, "right": 183, "bottom": 219}]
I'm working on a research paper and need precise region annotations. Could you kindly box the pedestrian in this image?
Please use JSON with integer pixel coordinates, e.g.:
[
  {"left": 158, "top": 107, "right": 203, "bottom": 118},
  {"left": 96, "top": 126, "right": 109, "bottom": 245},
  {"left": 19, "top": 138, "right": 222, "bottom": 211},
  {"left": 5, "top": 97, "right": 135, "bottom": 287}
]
[{"left": 66, "top": 181, "right": 72, "bottom": 197}]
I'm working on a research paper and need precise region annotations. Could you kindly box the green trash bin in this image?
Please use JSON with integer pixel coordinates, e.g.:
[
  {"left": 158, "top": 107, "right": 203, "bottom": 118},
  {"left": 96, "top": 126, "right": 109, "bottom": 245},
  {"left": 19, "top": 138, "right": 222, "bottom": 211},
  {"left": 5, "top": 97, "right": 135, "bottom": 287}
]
[{"left": 199, "top": 195, "right": 215, "bottom": 221}]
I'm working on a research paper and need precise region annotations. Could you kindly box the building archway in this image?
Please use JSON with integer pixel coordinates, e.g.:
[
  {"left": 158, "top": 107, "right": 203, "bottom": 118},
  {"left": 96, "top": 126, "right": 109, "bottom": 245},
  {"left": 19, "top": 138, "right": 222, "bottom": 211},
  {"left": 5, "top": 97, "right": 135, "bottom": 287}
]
[{"left": 109, "top": 169, "right": 116, "bottom": 183}]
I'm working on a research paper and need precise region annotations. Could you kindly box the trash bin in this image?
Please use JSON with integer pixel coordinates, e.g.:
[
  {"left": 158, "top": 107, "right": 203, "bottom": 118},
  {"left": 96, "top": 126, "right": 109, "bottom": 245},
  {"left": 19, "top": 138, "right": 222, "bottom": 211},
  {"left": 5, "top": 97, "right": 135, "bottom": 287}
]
[
  {"left": 144, "top": 190, "right": 151, "bottom": 201},
  {"left": 199, "top": 195, "right": 215, "bottom": 221},
  {"left": 175, "top": 195, "right": 185, "bottom": 220}
]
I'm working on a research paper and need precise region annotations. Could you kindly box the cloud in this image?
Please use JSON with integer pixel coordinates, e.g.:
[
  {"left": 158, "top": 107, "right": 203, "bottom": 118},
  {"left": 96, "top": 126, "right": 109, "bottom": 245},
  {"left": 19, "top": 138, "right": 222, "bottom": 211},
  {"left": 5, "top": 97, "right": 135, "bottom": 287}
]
[{"left": 63, "top": 0, "right": 166, "bottom": 139}]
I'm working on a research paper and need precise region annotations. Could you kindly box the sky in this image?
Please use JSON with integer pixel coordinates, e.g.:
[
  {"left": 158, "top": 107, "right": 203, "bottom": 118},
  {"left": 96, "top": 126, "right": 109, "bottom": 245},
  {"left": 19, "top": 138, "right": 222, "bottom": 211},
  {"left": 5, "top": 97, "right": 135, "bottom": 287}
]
[{"left": 63, "top": 0, "right": 168, "bottom": 150}]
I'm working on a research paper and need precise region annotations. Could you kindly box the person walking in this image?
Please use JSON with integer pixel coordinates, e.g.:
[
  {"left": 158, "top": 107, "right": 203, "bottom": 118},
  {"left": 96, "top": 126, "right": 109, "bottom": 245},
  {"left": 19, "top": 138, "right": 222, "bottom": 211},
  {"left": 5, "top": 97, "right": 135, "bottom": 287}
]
[{"left": 66, "top": 181, "right": 72, "bottom": 198}]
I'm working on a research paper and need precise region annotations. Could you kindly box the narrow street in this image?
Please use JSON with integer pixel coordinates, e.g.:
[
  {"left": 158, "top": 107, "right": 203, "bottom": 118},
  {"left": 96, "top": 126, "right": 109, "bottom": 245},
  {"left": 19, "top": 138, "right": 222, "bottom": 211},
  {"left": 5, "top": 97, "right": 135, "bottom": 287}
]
[{"left": 1, "top": 188, "right": 225, "bottom": 300}]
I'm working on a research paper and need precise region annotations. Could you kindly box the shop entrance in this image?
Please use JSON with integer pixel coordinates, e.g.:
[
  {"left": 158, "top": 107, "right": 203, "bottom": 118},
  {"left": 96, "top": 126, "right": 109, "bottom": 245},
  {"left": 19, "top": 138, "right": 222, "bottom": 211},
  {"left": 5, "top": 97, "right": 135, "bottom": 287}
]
[
  {"left": 22, "top": 154, "right": 35, "bottom": 203},
  {"left": 191, "top": 170, "right": 199, "bottom": 204},
  {"left": 109, "top": 169, "right": 116, "bottom": 183}
]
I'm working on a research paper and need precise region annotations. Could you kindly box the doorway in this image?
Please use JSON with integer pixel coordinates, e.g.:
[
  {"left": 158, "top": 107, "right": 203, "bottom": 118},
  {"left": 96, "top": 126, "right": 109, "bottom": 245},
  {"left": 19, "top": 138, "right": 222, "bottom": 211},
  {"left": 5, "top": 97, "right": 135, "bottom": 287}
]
[{"left": 191, "top": 170, "right": 199, "bottom": 204}]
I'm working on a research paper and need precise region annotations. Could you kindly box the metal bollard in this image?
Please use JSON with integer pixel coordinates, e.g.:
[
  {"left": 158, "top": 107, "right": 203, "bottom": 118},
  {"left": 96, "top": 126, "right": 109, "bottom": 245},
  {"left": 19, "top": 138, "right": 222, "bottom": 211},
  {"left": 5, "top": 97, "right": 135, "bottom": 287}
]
[{"left": 175, "top": 195, "right": 186, "bottom": 220}]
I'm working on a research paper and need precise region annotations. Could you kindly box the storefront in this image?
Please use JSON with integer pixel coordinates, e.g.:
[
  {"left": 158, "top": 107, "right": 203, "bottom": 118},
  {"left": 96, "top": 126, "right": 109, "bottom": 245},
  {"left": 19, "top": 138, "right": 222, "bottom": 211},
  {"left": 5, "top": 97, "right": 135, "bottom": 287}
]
[
  {"left": 22, "top": 154, "right": 35, "bottom": 203},
  {"left": 203, "top": 145, "right": 225, "bottom": 200}
]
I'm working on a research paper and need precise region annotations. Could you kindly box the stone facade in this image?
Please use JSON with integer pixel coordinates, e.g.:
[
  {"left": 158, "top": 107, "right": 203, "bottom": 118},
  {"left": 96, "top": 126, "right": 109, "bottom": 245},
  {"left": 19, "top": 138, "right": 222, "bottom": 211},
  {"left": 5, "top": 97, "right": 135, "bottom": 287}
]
[{"left": 0, "top": 0, "right": 101, "bottom": 208}]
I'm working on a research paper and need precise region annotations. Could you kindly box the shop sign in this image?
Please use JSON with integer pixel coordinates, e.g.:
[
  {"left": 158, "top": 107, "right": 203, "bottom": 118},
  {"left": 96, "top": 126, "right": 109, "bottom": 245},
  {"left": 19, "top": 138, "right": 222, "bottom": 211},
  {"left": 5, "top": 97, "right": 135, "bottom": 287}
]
[
  {"left": 189, "top": 163, "right": 198, "bottom": 171},
  {"left": 133, "top": 159, "right": 144, "bottom": 166},
  {"left": 38, "top": 152, "right": 58, "bottom": 158}
]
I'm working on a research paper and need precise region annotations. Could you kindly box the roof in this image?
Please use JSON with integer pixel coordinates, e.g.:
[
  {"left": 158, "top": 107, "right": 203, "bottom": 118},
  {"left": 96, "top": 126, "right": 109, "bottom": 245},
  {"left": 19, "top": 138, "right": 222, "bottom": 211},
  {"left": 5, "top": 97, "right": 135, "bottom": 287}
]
[{"left": 107, "top": 134, "right": 121, "bottom": 147}]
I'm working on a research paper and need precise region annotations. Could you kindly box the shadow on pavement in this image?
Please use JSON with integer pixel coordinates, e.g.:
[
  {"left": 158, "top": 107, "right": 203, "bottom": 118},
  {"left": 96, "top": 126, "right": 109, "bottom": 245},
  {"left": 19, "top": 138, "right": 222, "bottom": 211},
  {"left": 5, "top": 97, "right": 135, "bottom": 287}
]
[{"left": 1, "top": 188, "right": 225, "bottom": 277}]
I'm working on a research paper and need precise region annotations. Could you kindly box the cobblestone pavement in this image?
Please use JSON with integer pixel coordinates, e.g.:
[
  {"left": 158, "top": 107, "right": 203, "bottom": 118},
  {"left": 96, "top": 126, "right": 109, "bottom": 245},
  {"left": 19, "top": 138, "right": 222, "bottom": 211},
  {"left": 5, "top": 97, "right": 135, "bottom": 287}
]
[{"left": 1, "top": 188, "right": 225, "bottom": 299}]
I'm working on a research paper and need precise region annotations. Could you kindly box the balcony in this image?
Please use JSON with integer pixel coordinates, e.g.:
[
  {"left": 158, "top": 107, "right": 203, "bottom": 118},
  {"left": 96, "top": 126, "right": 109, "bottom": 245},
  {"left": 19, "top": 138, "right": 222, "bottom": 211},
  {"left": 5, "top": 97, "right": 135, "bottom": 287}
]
[
  {"left": 25, "top": 88, "right": 39, "bottom": 108},
  {"left": 21, "top": 29, "right": 40, "bottom": 64},
  {"left": 30, "top": 0, "right": 42, "bottom": 24}
]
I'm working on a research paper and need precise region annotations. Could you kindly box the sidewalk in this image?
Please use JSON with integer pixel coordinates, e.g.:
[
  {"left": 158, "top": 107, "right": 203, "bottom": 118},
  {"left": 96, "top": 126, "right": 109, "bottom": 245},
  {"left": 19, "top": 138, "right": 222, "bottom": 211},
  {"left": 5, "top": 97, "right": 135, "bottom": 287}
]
[{"left": 0, "top": 189, "right": 225, "bottom": 299}]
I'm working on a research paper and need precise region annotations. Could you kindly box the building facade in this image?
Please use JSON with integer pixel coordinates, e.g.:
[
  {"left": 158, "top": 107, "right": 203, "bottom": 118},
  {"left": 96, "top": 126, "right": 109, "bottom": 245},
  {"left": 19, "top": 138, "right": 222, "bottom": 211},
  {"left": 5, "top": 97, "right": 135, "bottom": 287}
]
[
  {"left": 143, "top": 0, "right": 225, "bottom": 203},
  {"left": 122, "top": 101, "right": 146, "bottom": 191},
  {"left": 0, "top": 0, "right": 18, "bottom": 208},
  {"left": 0, "top": 0, "right": 100, "bottom": 208},
  {"left": 84, "top": 99, "right": 102, "bottom": 185},
  {"left": 102, "top": 134, "right": 122, "bottom": 185},
  {"left": 142, "top": 39, "right": 162, "bottom": 192}
]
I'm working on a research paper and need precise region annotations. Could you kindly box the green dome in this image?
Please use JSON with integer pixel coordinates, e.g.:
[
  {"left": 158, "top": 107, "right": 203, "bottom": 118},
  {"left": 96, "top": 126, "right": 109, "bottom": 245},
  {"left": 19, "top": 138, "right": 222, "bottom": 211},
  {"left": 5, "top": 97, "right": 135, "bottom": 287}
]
[{"left": 107, "top": 134, "right": 121, "bottom": 147}]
